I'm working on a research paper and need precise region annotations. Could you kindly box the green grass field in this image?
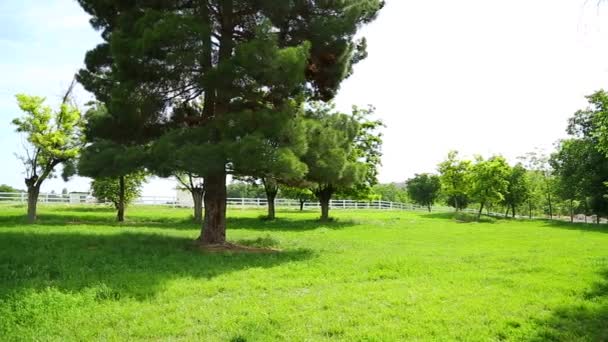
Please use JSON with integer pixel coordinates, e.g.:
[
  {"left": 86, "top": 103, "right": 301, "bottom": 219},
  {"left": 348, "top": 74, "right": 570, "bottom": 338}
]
[{"left": 0, "top": 205, "right": 607, "bottom": 341}]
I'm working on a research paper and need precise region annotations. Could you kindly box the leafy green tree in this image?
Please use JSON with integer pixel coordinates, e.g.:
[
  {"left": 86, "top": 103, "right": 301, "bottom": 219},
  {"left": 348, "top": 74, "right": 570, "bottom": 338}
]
[
  {"left": 11, "top": 82, "right": 85, "bottom": 222},
  {"left": 280, "top": 186, "right": 316, "bottom": 211},
  {"left": 437, "top": 151, "right": 471, "bottom": 211},
  {"left": 502, "top": 163, "right": 529, "bottom": 218},
  {"left": 406, "top": 174, "right": 441, "bottom": 212},
  {"left": 91, "top": 171, "right": 147, "bottom": 221},
  {"left": 77, "top": 0, "right": 384, "bottom": 245},
  {"left": 0, "top": 185, "right": 19, "bottom": 193},
  {"left": 552, "top": 96, "right": 608, "bottom": 224},
  {"left": 302, "top": 104, "right": 383, "bottom": 221},
  {"left": 519, "top": 151, "right": 556, "bottom": 219},
  {"left": 77, "top": 102, "right": 149, "bottom": 222},
  {"left": 176, "top": 174, "right": 205, "bottom": 223},
  {"left": 226, "top": 181, "right": 266, "bottom": 199},
  {"left": 372, "top": 183, "right": 409, "bottom": 203},
  {"left": 469, "top": 156, "right": 510, "bottom": 219}
]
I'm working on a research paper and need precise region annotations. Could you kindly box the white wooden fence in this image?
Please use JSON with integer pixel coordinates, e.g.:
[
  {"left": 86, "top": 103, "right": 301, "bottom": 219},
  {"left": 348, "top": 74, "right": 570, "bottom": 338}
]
[
  {"left": 0, "top": 192, "right": 448, "bottom": 212},
  {"left": 0, "top": 192, "right": 604, "bottom": 223}
]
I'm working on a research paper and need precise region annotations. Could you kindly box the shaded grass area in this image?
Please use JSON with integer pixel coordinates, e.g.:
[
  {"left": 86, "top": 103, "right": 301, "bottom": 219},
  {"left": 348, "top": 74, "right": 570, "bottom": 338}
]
[{"left": 0, "top": 204, "right": 607, "bottom": 340}]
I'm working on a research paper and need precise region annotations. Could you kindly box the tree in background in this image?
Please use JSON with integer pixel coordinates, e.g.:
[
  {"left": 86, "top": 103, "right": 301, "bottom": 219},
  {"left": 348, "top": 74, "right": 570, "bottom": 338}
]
[
  {"left": 437, "top": 151, "right": 471, "bottom": 211},
  {"left": 469, "top": 156, "right": 510, "bottom": 219},
  {"left": 519, "top": 151, "right": 556, "bottom": 219},
  {"left": 280, "top": 186, "right": 316, "bottom": 211},
  {"left": 91, "top": 171, "right": 147, "bottom": 221},
  {"left": 77, "top": 0, "right": 384, "bottom": 245},
  {"left": 302, "top": 104, "right": 383, "bottom": 221},
  {"left": 406, "top": 174, "right": 441, "bottom": 212},
  {"left": 11, "top": 82, "right": 85, "bottom": 222},
  {"left": 372, "top": 183, "right": 409, "bottom": 203},
  {"left": 77, "top": 103, "right": 149, "bottom": 222},
  {"left": 501, "top": 163, "right": 529, "bottom": 218},
  {"left": 176, "top": 174, "right": 204, "bottom": 223},
  {"left": 552, "top": 94, "right": 608, "bottom": 223},
  {"left": 0, "top": 185, "right": 20, "bottom": 193}
]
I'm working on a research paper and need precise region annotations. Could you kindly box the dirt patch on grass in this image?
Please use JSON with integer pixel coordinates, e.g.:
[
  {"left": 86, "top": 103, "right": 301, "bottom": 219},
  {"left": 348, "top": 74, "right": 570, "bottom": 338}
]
[{"left": 193, "top": 242, "right": 281, "bottom": 254}]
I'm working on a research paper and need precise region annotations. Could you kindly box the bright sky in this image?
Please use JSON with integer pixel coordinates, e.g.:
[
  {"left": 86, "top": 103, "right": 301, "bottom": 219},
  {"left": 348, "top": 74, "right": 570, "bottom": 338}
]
[{"left": 2, "top": 0, "right": 608, "bottom": 196}]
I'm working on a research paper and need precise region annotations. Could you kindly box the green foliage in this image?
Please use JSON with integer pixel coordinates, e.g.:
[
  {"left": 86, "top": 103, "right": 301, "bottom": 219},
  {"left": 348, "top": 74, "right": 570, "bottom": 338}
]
[
  {"left": 372, "top": 183, "right": 409, "bottom": 203},
  {"left": 303, "top": 103, "right": 383, "bottom": 198},
  {"left": 1, "top": 205, "right": 608, "bottom": 340},
  {"left": 226, "top": 182, "right": 266, "bottom": 199},
  {"left": 550, "top": 94, "right": 608, "bottom": 219},
  {"left": 76, "top": 0, "right": 383, "bottom": 240},
  {"left": 280, "top": 186, "right": 316, "bottom": 202},
  {"left": 91, "top": 172, "right": 147, "bottom": 209},
  {"left": 437, "top": 151, "right": 471, "bottom": 210},
  {"left": 406, "top": 174, "right": 441, "bottom": 210},
  {"left": 0, "top": 185, "right": 20, "bottom": 193},
  {"left": 12, "top": 93, "right": 84, "bottom": 188},
  {"left": 469, "top": 155, "right": 511, "bottom": 215},
  {"left": 502, "top": 163, "right": 530, "bottom": 216}
]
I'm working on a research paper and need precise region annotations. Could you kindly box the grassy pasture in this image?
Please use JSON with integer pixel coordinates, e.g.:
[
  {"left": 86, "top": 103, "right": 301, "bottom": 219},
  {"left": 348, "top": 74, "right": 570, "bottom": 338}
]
[{"left": 0, "top": 204, "right": 607, "bottom": 341}]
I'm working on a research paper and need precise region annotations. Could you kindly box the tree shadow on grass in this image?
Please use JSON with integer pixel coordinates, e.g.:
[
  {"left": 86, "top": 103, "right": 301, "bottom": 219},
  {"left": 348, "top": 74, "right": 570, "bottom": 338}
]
[
  {"left": 541, "top": 219, "right": 608, "bottom": 234},
  {"left": 527, "top": 270, "right": 608, "bottom": 341},
  {"left": 422, "top": 212, "right": 499, "bottom": 224},
  {"left": 0, "top": 231, "right": 314, "bottom": 302},
  {"left": 0, "top": 212, "right": 356, "bottom": 232},
  {"left": 226, "top": 216, "right": 357, "bottom": 232}
]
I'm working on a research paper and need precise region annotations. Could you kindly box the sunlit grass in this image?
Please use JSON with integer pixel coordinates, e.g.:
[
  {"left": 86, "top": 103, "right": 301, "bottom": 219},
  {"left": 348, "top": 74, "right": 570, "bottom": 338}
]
[{"left": 0, "top": 204, "right": 606, "bottom": 341}]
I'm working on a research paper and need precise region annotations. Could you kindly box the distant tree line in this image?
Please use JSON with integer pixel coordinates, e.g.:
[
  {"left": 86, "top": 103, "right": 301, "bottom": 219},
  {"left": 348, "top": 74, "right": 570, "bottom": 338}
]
[{"left": 403, "top": 90, "right": 608, "bottom": 223}]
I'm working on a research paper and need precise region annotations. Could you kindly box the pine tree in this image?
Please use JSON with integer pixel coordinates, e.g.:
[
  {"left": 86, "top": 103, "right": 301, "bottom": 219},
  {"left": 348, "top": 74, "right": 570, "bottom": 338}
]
[{"left": 77, "top": 0, "right": 384, "bottom": 245}]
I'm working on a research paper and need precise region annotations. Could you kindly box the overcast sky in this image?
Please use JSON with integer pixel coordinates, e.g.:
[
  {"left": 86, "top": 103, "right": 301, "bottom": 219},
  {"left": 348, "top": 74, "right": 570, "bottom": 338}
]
[{"left": 2, "top": 0, "right": 608, "bottom": 197}]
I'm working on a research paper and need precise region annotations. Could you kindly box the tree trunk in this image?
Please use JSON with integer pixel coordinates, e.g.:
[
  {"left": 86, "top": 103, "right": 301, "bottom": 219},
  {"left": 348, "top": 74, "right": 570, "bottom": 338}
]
[
  {"left": 455, "top": 197, "right": 459, "bottom": 212},
  {"left": 266, "top": 192, "right": 276, "bottom": 220},
  {"left": 569, "top": 199, "right": 574, "bottom": 223},
  {"left": 478, "top": 202, "right": 485, "bottom": 220},
  {"left": 529, "top": 201, "right": 532, "bottom": 219},
  {"left": 199, "top": 170, "right": 227, "bottom": 245},
  {"left": 117, "top": 175, "right": 125, "bottom": 222},
  {"left": 427, "top": 204, "right": 432, "bottom": 212},
  {"left": 317, "top": 187, "right": 334, "bottom": 221},
  {"left": 505, "top": 206, "right": 510, "bottom": 218},
  {"left": 26, "top": 186, "right": 40, "bottom": 223},
  {"left": 299, "top": 199, "right": 305, "bottom": 211},
  {"left": 192, "top": 188, "right": 204, "bottom": 223},
  {"left": 263, "top": 177, "right": 278, "bottom": 220},
  {"left": 548, "top": 194, "right": 553, "bottom": 220},
  {"left": 512, "top": 204, "right": 516, "bottom": 218},
  {"left": 597, "top": 215, "right": 601, "bottom": 225}
]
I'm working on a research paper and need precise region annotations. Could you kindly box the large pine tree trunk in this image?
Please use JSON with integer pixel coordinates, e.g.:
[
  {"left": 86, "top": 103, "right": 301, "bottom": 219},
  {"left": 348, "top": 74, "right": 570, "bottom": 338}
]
[
  {"left": 26, "top": 185, "right": 40, "bottom": 223},
  {"left": 199, "top": 171, "right": 227, "bottom": 245},
  {"left": 192, "top": 188, "right": 204, "bottom": 223},
  {"left": 117, "top": 175, "right": 125, "bottom": 222}
]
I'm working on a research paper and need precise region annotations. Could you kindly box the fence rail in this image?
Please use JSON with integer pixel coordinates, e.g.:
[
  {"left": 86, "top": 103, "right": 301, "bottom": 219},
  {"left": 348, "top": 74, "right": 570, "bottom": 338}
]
[
  {"left": 0, "top": 192, "right": 604, "bottom": 224},
  {"left": 0, "top": 192, "right": 447, "bottom": 212}
]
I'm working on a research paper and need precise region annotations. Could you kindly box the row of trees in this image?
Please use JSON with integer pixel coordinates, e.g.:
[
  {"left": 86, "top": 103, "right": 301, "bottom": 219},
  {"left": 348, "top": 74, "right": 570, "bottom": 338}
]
[
  {"left": 10, "top": 1, "right": 386, "bottom": 247},
  {"left": 405, "top": 90, "right": 608, "bottom": 222}
]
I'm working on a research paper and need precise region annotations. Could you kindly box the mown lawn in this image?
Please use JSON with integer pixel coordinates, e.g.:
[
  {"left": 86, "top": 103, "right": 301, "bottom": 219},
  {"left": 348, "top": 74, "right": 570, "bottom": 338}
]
[{"left": 0, "top": 204, "right": 607, "bottom": 341}]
